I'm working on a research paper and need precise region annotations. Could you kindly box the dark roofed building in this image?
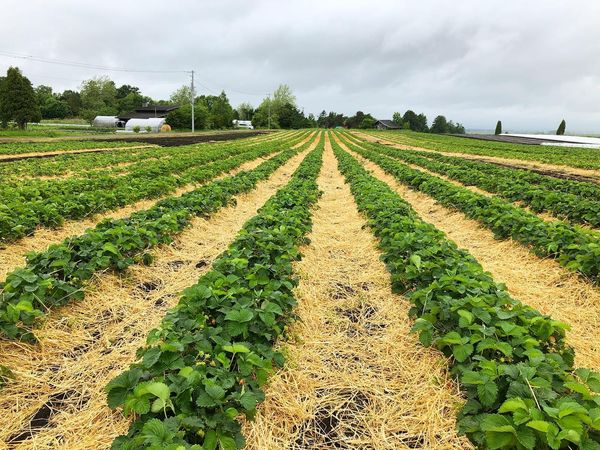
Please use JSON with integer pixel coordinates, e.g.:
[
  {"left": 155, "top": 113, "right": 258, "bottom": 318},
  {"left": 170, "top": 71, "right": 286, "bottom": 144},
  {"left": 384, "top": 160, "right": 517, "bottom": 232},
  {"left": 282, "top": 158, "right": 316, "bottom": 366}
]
[
  {"left": 119, "top": 105, "right": 179, "bottom": 121},
  {"left": 374, "top": 119, "right": 401, "bottom": 130}
]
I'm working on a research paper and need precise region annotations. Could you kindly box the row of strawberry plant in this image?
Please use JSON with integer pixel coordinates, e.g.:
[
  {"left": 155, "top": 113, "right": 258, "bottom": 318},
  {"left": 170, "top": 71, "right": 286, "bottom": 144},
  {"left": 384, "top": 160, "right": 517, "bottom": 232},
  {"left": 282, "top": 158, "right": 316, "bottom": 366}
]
[
  {"left": 337, "top": 135, "right": 600, "bottom": 281},
  {"left": 361, "top": 129, "right": 600, "bottom": 170},
  {"left": 106, "top": 143, "right": 324, "bottom": 449},
  {"left": 342, "top": 133, "right": 600, "bottom": 227},
  {"left": 333, "top": 141, "right": 600, "bottom": 449},
  {"left": 0, "top": 132, "right": 308, "bottom": 242},
  {"left": 0, "top": 130, "right": 300, "bottom": 180},
  {"left": 0, "top": 134, "right": 320, "bottom": 341},
  {"left": 344, "top": 131, "right": 600, "bottom": 202}
]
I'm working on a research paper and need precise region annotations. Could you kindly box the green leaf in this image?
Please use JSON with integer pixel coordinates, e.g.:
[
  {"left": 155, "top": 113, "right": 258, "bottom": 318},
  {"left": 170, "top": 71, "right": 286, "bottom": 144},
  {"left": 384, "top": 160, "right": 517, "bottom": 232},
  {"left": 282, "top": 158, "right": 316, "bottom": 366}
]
[
  {"left": 409, "top": 254, "right": 421, "bottom": 269},
  {"left": 558, "top": 401, "right": 587, "bottom": 419},
  {"left": 478, "top": 381, "right": 498, "bottom": 407},
  {"left": 204, "top": 381, "right": 226, "bottom": 400},
  {"left": 499, "top": 398, "right": 528, "bottom": 414},
  {"left": 526, "top": 420, "right": 550, "bottom": 432},
  {"left": 223, "top": 343, "right": 250, "bottom": 354},
  {"left": 203, "top": 430, "right": 218, "bottom": 450},
  {"left": 218, "top": 435, "right": 238, "bottom": 450},
  {"left": 452, "top": 343, "right": 474, "bottom": 362},
  {"left": 146, "top": 382, "right": 170, "bottom": 401},
  {"left": 239, "top": 391, "right": 259, "bottom": 411},
  {"left": 225, "top": 309, "right": 254, "bottom": 323},
  {"left": 515, "top": 426, "right": 536, "bottom": 450}
]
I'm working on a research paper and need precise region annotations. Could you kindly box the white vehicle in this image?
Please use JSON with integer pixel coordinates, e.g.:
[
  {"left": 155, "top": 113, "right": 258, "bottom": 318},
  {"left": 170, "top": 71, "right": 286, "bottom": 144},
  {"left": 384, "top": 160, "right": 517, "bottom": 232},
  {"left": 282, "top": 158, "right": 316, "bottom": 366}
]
[{"left": 233, "top": 119, "right": 254, "bottom": 129}]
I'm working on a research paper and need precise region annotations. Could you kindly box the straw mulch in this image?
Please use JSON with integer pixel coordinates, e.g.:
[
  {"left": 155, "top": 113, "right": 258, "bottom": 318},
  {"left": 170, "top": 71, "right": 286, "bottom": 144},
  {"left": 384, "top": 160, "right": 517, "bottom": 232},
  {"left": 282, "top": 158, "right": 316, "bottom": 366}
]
[
  {"left": 0, "top": 146, "right": 315, "bottom": 449},
  {"left": 339, "top": 138, "right": 600, "bottom": 372},
  {"left": 242, "top": 135, "right": 470, "bottom": 449}
]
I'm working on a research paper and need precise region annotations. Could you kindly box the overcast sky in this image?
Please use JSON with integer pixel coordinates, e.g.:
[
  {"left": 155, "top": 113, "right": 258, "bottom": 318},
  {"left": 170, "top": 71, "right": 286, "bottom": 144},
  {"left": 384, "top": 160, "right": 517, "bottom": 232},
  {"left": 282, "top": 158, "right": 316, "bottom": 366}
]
[{"left": 1, "top": 0, "right": 600, "bottom": 132}]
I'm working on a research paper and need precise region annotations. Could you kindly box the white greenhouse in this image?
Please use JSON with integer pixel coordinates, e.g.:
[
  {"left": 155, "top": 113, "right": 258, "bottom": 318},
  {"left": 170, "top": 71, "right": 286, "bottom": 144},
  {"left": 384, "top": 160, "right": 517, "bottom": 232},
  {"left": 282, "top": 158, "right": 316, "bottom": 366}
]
[
  {"left": 92, "top": 116, "right": 119, "bottom": 127},
  {"left": 124, "top": 118, "right": 166, "bottom": 133}
]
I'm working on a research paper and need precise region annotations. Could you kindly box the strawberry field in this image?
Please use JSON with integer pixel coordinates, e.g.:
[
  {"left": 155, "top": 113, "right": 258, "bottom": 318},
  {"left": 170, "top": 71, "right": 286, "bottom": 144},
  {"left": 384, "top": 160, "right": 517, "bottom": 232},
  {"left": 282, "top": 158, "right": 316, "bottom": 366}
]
[{"left": 0, "top": 130, "right": 599, "bottom": 449}]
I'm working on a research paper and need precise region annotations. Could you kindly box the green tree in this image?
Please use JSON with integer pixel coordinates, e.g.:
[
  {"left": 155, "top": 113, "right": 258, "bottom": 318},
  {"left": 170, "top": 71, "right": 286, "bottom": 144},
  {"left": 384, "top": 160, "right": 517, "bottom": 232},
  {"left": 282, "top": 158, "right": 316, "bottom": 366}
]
[
  {"left": 59, "top": 90, "right": 82, "bottom": 116},
  {"left": 35, "top": 85, "right": 72, "bottom": 119},
  {"left": 236, "top": 102, "right": 254, "bottom": 121},
  {"left": 165, "top": 103, "right": 209, "bottom": 130},
  {"left": 79, "top": 76, "right": 118, "bottom": 122},
  {"left": 0, "top": 67, "right": 41, "bottom": 128},
  {"left": 392, "top": 111, "right": 403, "bottom": 125},
  {"left": 556, "top": 119, "right": 566, "bottom": 135},
  {"left": 430, "top": 115, "right": 449, "bottom": 134},
  {"left": 495, "top": 120, "right": 502, "bottom": 135},
  {"left": 198, "top": 91, "right": 234, "bottom": 129},
  {"left": 415, "top": 113, "right": 429, "bottom": 132},
  {"left": 360, "top": 117, "right": 376, "bottom": 128},
  {"left": 169, "top": 85, "right": 193, "bottom": 107}
]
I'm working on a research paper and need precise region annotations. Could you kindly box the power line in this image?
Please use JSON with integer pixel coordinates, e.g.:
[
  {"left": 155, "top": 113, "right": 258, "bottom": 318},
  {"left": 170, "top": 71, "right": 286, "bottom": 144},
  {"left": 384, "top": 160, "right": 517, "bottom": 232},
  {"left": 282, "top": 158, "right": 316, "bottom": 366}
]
[
  {"left": 0, "top": 50, "right": 268, "bottom": 97},
  {"left": 0, "top": 50, "right": 188, "bottom": 73}
]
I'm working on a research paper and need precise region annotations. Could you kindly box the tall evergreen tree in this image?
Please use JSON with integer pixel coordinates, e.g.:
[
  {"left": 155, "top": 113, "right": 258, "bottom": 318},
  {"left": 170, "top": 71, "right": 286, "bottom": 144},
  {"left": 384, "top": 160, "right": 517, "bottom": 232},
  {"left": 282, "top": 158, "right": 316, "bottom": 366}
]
[
  {"left": 0, "top": 67, "right": 41, "bottom": 128},
  {"left": 430, "top": 115, "right": 449, "bottom": 134},
  {"left": 495, "top": 120, "right": 502, "bottom": 135},
  {"left": 556, "top": 119, "right": 566, "bottom": 135}
]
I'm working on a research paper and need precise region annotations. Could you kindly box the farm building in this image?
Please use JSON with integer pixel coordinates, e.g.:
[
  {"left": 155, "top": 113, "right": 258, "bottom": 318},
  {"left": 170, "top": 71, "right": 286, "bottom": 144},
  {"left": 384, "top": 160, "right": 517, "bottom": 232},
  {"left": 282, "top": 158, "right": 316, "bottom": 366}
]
[
  {"left": 118, "top": 105, "right": 179, "bottom": 122},
  {"left": 374, "top": 119, "right": 401, "bottom": 130}
]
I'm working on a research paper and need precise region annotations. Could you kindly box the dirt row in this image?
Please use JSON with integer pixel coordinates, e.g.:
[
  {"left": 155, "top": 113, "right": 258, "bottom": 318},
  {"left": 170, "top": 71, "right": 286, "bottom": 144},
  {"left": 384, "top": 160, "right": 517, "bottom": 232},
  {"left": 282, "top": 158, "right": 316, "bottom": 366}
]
[{"left": 352, "top": 130, "right": 600, "bottom": 184}]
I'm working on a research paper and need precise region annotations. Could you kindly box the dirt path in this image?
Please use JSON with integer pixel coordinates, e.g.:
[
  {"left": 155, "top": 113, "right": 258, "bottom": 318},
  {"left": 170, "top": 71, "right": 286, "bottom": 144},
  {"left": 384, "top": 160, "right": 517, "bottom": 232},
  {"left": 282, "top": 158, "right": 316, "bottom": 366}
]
[
  {"left": 351, "top": 130, "right": 600, "bottom": 184},
  {"left": 243, "top": 135, "right": 469, "bottom": 449},
  {"left": 0, "top": 136, "right": 322, "bottom": 450},
  {"left": 0, "top": 133, "right": 315, "bottom": 280},
  {"left": 333, "top": 135, "right": 600, "bottom": 372}
]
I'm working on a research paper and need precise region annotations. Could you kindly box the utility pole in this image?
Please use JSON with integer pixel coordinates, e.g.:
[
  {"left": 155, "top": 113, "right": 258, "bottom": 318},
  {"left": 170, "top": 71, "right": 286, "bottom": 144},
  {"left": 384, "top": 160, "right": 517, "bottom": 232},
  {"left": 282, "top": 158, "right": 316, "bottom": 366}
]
[
  {"left": 190, "top": 70, "right": 195, "bottom": 133},
  {"left": 267, "top": 93, "right": 271, "bottom": 129}
]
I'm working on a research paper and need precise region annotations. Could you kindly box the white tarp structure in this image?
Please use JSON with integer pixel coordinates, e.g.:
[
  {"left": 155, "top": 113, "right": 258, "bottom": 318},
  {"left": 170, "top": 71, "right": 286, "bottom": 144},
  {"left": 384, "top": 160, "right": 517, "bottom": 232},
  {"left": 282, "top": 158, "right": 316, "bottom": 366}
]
[
  {"left": 92, "top": 116, "right": 119, "bottom": 127},
  {"left": 507, "top": 133, "right": 600, "bottom": 149},
  {"left": 233, "top": 119, "right": 254, "bottom": 129},
  {"left": 125, "top": 118, "right": 166, "bottom": 133}
]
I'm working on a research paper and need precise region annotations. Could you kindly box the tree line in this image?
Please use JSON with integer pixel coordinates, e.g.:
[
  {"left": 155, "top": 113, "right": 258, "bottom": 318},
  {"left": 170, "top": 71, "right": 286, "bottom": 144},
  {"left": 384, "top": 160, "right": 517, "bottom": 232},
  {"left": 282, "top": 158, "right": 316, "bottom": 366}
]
[{"left": 0, "top": 66, "right": 466, "bottom": 133}]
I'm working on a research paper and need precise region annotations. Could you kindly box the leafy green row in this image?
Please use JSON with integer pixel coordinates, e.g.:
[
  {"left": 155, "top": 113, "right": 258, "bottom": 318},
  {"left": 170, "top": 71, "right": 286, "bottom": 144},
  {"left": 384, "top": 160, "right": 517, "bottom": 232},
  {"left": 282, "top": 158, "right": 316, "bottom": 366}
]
[
  {"left": 0, "top": 132, "right": 308, "bottom": 242},
  {"left": 106, "top": 143, "right": 324, "bottom": 450},
  {"left": 0, "top": 139, "right": 146, "bottom": 155},
  {"left": 0, "top": 130, "right": 301, "bottom": 180},
  {"left": 343, "top": 131, "right": 600, "bottom": 202},
  {"left": 0, "top": 134, "right": 319, "bottom": 341},
  {"left": 362, "top": 129, "right": 600, "bottom": 169},
  {"left": 338, "top": 135, "right": 600, "bottom": 281},
  {"left": 332, "top": 140, "right": 600, "bottom": 449},
  {"left": 343, "top": 134, "right": 600, "bottom": 227}
]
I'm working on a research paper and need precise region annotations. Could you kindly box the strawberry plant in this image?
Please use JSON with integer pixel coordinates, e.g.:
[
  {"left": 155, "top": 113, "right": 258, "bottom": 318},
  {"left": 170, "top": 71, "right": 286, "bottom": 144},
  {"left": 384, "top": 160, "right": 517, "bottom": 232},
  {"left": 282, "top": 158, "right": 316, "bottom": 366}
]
[{"left": 106, "top": 142, "right": 324, "bottom": 449}]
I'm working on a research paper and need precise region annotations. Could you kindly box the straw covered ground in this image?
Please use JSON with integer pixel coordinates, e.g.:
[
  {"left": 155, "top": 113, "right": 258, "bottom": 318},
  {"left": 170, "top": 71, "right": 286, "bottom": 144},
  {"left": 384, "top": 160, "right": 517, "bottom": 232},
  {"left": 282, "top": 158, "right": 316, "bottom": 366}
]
[{"left": 242, "top": 136, "right": 470, "bottom": 449}]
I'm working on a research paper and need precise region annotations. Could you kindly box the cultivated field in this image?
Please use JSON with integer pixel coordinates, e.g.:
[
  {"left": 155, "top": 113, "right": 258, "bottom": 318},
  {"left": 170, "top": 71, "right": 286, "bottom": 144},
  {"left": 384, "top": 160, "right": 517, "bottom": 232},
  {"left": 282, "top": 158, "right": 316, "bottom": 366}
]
[{"left": 0, "top": 129, "right": 599, "bottom": 449}]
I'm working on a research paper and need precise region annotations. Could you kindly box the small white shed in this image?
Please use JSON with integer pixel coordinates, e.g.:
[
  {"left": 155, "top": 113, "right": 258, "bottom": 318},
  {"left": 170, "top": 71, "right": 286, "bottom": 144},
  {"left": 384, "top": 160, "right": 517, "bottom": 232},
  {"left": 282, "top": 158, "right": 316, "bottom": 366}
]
[
  {"left": 125, "top": 118, "right": 166, "bottom": 133},
  {"left": 92, "top": 116, "right": 119, "bottom": 127}
]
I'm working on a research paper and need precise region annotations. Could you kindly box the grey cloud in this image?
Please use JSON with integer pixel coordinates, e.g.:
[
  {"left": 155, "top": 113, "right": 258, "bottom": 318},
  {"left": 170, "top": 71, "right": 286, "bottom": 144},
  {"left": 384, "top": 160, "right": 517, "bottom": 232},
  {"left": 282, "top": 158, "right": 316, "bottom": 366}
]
[{"left": 1, "top": 0, "right": 599, "bottom": 131}]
